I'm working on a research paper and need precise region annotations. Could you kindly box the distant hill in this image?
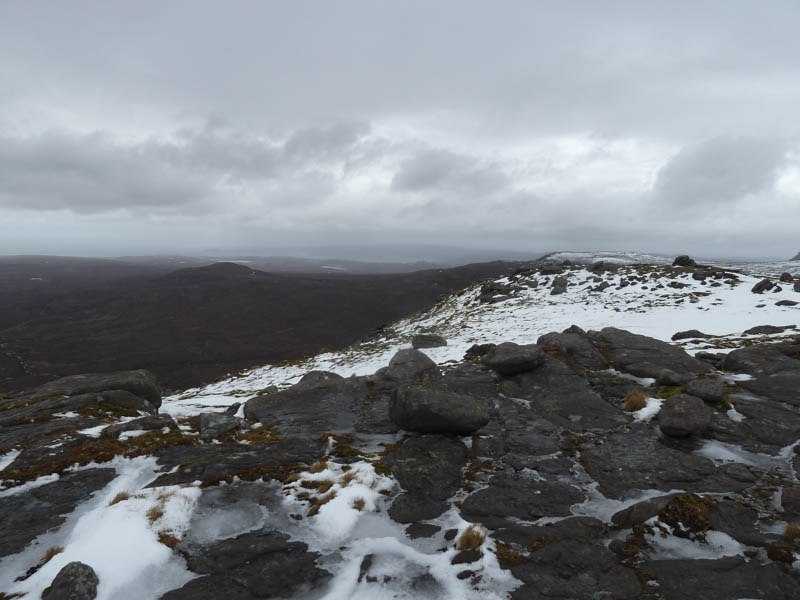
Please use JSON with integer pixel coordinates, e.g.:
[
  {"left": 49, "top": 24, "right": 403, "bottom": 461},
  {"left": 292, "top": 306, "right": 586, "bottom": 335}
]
[
  {"left": 0, "top": 258, "right": 524, "bottom": 393},
  {"left": 791, "top": 251, "right": 800, "bottom": 261}
]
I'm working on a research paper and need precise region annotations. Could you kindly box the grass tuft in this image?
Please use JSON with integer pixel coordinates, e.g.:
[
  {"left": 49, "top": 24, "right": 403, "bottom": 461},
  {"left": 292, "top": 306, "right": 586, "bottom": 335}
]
[
  {"left": 784, "top": 522, "right": 800, "bottom": 541},
  {"left": 108, "top": 491, "right": 130, "bottom": 506},
  {"left": 147, "top": 504, "right": 165, "bottom": 523},
  {"left": 457, "top": 524, "right": 486, "bottom": 551},
  {"left": 624, "top": 389, "right": 648, "bottom": 412},
  {"left": 352, "top": 497, "right": 366, "bottom": 511}
]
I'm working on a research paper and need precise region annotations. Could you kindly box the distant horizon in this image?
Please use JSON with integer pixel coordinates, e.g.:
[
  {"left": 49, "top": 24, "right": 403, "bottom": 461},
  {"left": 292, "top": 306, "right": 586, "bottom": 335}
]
[{"left": 1, "top": 244, "right": 797, "bottom": 266}]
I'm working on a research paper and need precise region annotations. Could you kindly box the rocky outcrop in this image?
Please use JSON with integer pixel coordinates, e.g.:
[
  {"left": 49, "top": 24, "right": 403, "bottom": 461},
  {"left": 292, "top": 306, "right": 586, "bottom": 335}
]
[{"left": 672, "top": 255, "right": 696, "bottom": 267}]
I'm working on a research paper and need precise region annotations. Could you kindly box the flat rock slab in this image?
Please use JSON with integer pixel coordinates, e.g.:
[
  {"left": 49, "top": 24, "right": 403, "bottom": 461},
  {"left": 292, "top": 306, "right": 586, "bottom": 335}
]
[
  {"left": 460, "top": 473, "right": 585, "bottom": 528},
  {"left": 580, "top": 426, "right": 757, "bottom": 500},
  {"left": 0, "top": 468, "right": 116, "bottom": 558},
  {"left": 499, "top": 356, "right": 628, "bottom": 432},
  {"left": 644, "top": 556, "right": 800, "bottom": 600},
  {"left": 589, "top": 327, "right": 712, "bottom": 379},
  {"left": 165, "top": 530, "right": 330, "bottom": 599}
]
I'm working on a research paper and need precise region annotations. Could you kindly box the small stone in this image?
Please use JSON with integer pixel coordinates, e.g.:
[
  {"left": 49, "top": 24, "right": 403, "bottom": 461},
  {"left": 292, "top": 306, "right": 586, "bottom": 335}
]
[{"left": 658, "top": 394, "right": 713, "bottom": 437}]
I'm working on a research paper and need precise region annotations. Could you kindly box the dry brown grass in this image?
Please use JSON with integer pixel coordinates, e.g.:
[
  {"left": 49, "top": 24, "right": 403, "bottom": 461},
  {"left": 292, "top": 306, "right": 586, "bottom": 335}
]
[
  {"left": 307, "top": 491, "right": 336, "bottom": 517},
  {"left": 352, "top": 497, "right": 366, "bottom": 511},
  {"left": 341, "top": 470, "right": 358, "bottom": 486},
  {"left": 624, "top": 389, "right": 648, "bottom": 412},
  {"left": 147, "top": 504, "right": 165, "bottom": 523},
  {"left": 108, "top": 491, "right": 130, "bottom": 506},
  {"left": 457, "top": 524, "right": 486, "bottom": 551},
  {"left": 784, "top": 522, "right": 800, "bottom": 541},
  {"left": 157, "top": 531, "right": 180, "bottom": 549},
  {"left": 40, "top": 546, "right": 63, "bottom": 564},
  {"left": 308, "top": 460, "right": 328, "bottom": 474}
]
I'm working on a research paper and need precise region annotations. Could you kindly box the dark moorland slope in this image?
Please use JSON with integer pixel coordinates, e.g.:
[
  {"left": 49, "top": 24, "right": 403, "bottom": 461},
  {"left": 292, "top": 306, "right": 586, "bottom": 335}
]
[{"left": 0, "top": 258, "right": 523, "bottom": 393}]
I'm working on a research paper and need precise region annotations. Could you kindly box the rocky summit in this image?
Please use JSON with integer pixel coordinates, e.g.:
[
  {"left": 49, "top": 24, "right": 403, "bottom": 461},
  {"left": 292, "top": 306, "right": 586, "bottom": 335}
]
[{"left": 1, "top": 259, "right": 800, "bottom": 599}]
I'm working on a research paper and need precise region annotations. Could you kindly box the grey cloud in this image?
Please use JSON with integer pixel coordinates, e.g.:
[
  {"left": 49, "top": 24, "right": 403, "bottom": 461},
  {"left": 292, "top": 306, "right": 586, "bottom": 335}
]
[
  {"left": 0, "top": 120, "right": 374, "bottom": 214},
  {"left": 0, "top": 131, "right": 206, "bottom": 213},
  {"left": 653, "top": 137, "right": 787, "bottom": 205},
  {"left": 391, "top": 148, "right": 508, "bottom": 195},
  {"left": 284, "top": 120, "right": 370, "bottom": 160}
]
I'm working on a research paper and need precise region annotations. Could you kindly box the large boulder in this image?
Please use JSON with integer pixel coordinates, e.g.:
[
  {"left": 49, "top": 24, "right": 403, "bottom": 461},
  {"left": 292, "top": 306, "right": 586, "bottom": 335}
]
[
  {"left": 537, "top": 326, "right": 609, "bottom": 371},
  {"left": 481, "top": 342, "right": 545, "bottom": 376},
  {"left": 751, "top": 278, "right": 775, "bottom": 294},
  {"left": 671, "top": 329, "right": 714, "bottom": 341},
  {"left": 45, "top": 562, "right": 99, "bottom": 600},
  {"left": 382, "top": 348, "right": 441, "bottom": 382},
  {"left": 658, "top": 394, "right": 713, "bottom": 437},
  {"left": 673, "top": 255, "right": 696, "bottom": 267},
  {"left": 390, "top": 384, "right": 491, "bottom": 435},
  {"left": 589, "top": 327, "right": 712, "bottom": 379},
  {"left": 550, "top": 276, "right": 568, "bottom": 295},
  {"left": 780, "top": 272, "right": 794, "bottom": 283}
]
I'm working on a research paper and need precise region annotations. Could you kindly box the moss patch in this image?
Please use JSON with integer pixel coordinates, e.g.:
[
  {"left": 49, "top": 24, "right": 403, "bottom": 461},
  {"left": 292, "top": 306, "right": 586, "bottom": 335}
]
[{"left": 658, "top": 493, "right": 715, "bottom": 540}]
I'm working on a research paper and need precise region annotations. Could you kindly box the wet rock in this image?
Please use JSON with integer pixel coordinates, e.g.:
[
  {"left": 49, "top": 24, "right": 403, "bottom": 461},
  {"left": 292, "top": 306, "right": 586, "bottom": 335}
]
[
  {"left": 589, "top": 327, "right": 712, "bottom": 379},
  {"left": 658, "top": 394, "right": 713, "bottom": 437},
  {"left": 581, "top": 426, "right": 753, "bottom": 500},
  {"left": 781, "top": 485, "right": 800, "bottom": 520},
  {"left": 101, "top": 414, "right": 176, "bottom": 439},
  {"left": 224, "top": 402, "right": 241, "bottom": 416},
  {"left": 671, "top": 329, "right": 714, "bottom": 341},
  {"left": 405, "top": 523, "right": 441, "bottom": 539},
  {"left": 460, "top": 474, "right": 585, "bottom": 528},
  {"left": 244, "top": 371, "right": 361, "bottom": 437},
  {"left": 384, "top": 436, "right": 467, "bottom": 523},
  {"left": 751, "top": 278, "right": 775, "bottom": 293},
  {"left": 499, "top": 356, "right": 628, "bottom": 432},
  {"left": 686, "top": 378, "right": 726, "bottom": 403},
  {"left": 644, "top": 556, "right": 799, "bottom": 600},
  {"left": 411, "top": 333, "right": 447, "bottom": 349},
  {"left": 723, "top": 345, "right": 799, "bottom": 375},
  {"left": 499, "top": 518, "right": 641, "bottom": 600},
  {"left": 451, "top": 550, "right": 482, "bottom": 564},
  {"left": 780, "top": 272, "right": 794, "bottom": 283},
  {"left": 0, "top": 417, "right": 100, "bottom": 451},
  {"left": 45, "top": 561, "right": 99, "bottom": 600},
  {"left": 0, "top": 469, "right": 116, "bottom": 558},
  {"left": 695, "top": 351, "right": 727, "bottom": 368},
  {"left": 481, "top": 342, "right": 545, "bottom": 376},
  {"left": 164, "top": 530, "right": 330, "bottom": 599},
  {"left": 673, "top": 255, "right": 696, "bottom": 267},
  {"left": 198, "top": 413, "right": 245, "bottom": 441},
  {"left": 708, "top": 499, "right": 764, "bottom": 546},
  {"left": 390, "top": 384, "right": 491, "bottom": 435},
  {"left": 485, "top": 397, "right": 562, "bottom": 457},
  {"left": 776, "top": 299, "right": 799, "bottom": 306}
]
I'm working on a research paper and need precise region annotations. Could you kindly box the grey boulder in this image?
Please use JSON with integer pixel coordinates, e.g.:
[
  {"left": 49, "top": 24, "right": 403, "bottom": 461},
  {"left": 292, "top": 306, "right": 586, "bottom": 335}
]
[
  {"left": 658, "top": 394, "right": 713, "bottom": 437},
  {"left": 481, "top": 342, "right": 546, "bottom": 376},
  {"left": 44, "top": 561, "right": 99, "bottom": 600},
  {"left": 390, "top": 384, "right": 491, "bottom": 435}
]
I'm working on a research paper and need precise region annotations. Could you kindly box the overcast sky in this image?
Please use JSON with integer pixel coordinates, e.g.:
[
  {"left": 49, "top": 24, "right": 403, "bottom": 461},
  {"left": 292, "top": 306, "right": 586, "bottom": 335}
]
[{"left": 1, "top": 1, "right": 799, "bottom": 260}]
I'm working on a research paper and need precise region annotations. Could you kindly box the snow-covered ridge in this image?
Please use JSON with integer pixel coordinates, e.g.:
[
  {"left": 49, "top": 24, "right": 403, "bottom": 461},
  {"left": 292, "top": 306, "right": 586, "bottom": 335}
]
[{"left": 166, "top": 262, "right": 799, "bottom": 416}]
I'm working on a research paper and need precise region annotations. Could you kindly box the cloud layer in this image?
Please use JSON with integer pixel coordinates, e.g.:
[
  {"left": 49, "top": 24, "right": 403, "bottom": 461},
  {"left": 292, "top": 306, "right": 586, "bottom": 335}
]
[{"left": 1, "top": 1, "right": 799, "bottom": 258}]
